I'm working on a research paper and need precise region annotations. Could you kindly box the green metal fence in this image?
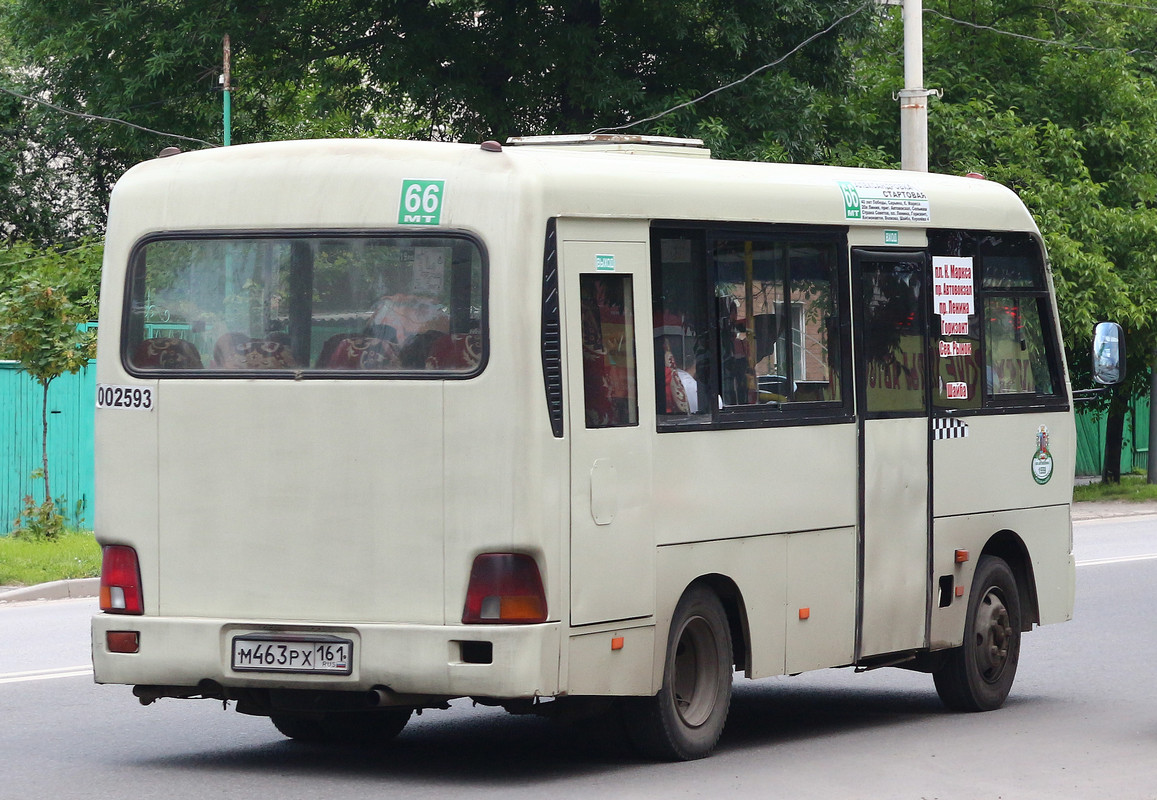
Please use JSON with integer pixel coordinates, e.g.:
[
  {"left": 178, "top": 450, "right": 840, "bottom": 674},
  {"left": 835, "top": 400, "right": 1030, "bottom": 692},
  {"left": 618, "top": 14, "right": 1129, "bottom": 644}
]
[
  {"left": 0, "top": 361, "right": 95, "bottom": 533},
  {"left": 1074, "top": 395, "right": 1150, "bottom": 477}
]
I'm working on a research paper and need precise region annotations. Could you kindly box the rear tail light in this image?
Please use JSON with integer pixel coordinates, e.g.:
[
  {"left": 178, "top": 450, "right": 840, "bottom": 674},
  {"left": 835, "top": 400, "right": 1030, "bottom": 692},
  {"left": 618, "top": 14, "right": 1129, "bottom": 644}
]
[
  {"left": 462, "top": 553, "right": 547, "bottom": 624},
  {"left": 100, "top": 545, "right": 143, "bottom": 614}
]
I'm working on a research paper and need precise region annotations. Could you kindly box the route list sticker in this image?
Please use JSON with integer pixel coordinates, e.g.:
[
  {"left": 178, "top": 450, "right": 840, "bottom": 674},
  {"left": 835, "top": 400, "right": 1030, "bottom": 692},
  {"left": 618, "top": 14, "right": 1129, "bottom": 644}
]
[
  {"left": 933, "top": 256, "right": 974, "bottom": 336},
  {"left": 934, "top": 256, "right": 976, "bottom": 402},
  {"left": 839, "top": 180, "right": 930, "bottom": 222}
]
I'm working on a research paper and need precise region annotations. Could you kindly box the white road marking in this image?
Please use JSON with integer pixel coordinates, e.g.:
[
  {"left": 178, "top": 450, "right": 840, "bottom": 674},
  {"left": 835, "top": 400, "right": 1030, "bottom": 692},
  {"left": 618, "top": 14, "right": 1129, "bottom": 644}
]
[
  {"left": 1077, "top": 553, "right": 1157, "bottom": 567},
  {"left": 0, "top": 665, "right": 92, "bottom": 685}
]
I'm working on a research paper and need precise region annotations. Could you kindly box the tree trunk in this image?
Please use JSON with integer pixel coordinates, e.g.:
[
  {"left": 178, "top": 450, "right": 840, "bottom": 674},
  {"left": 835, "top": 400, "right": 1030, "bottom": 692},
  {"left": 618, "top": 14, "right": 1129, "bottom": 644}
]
[
  {"left": 40, "top": 379, "right": 51, "bottom": 503},
  {"left": 1103, "top": 388, "right": 1128, "bottom": 484}
]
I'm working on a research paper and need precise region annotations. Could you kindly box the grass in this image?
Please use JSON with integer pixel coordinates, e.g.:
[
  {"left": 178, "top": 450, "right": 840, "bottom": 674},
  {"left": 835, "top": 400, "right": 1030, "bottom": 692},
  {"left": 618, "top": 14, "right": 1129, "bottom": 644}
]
[
  {"left": 1073, "top": 473, "right": 1157, "bottom": 503},
  {"left": 0, "top": 530, "right": 101, "bottom": 587}
]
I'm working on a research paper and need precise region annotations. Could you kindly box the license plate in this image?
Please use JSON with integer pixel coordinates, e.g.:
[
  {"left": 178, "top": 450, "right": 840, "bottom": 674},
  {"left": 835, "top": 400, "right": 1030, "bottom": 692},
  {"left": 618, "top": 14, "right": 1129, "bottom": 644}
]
[{"left": 231, "top": 635, "right": 353, "bottom": 675}]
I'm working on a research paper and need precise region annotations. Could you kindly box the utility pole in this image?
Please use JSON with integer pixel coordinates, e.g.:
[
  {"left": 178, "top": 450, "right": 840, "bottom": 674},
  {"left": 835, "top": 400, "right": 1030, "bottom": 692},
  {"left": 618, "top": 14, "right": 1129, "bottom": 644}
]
[
  {"left": 897, "top": 0, "right": 938, "bottom": 171},
  {"left": 877, "top": 0, "right": 938, "bottom": 171},
  {"left": 221, "top": 35, "right": 232, "bottom": 146}
]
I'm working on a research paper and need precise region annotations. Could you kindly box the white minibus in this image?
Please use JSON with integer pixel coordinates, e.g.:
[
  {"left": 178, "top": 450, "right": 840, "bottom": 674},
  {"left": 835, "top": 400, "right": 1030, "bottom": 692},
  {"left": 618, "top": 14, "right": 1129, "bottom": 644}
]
[{"left": 92, "top": 135, "right": 1105, "bottom": 760}]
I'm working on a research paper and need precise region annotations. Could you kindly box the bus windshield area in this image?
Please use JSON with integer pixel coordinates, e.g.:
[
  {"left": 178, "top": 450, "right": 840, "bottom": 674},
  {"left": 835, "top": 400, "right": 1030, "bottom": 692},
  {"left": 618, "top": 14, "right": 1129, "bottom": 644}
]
[{"left": 124, "top": 234, "right": 484, "bottom": 375}]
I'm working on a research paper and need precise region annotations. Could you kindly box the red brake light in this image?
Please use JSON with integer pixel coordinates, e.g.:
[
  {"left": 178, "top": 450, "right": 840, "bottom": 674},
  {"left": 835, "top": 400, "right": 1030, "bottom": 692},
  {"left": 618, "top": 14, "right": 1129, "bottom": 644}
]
[
  {"left": 462, "top": 553, "right": 547, "bottom": 624},
  {"left": 100, "top": 545, "right": 143, "bottom": 614}
]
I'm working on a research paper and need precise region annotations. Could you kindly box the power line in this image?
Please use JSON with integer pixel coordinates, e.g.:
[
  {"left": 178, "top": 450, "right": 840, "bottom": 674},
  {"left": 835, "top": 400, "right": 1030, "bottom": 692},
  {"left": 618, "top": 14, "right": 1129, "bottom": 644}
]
[
  {"left": 592, "top": 1, "right": 877, "bottom": 135},
  {"left": 0, "top": 86, "right": 217, "bottom": 148},
  {"left": 924, "top": 8, "right": 1156, "bottom": 56}
]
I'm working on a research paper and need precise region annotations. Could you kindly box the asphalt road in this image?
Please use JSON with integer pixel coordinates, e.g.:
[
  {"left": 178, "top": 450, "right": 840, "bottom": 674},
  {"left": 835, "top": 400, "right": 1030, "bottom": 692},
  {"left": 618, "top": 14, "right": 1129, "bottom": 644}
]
[{"left": 2, "top": 515, "right": 1156, "bottom": 799}]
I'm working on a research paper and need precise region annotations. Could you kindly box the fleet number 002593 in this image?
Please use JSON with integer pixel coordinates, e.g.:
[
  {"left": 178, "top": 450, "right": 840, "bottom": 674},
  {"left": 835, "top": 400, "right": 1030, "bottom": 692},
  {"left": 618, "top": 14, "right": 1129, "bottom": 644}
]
[{"left": 96, "top": 384, "right": 154, "bottom": 410}]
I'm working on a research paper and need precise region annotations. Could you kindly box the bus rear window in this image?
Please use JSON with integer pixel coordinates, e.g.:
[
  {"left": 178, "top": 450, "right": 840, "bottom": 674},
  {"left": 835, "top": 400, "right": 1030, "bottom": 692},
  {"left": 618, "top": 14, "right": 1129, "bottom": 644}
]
[{"left": 124, "top": 234, "right": 484, "bottom": 375}]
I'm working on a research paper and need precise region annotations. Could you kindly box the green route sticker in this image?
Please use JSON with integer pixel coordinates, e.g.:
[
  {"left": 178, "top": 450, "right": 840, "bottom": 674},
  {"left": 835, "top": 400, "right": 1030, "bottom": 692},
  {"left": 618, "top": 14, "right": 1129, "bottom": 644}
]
[
  {"left": 399, "top": 179, "right": 445, "bottom": 225},
  {"left": 595, "top": 254, "right": 616, "bottom": 271},
  {"left": 839, "top": 181, "right": 862, "bottom": 220}
]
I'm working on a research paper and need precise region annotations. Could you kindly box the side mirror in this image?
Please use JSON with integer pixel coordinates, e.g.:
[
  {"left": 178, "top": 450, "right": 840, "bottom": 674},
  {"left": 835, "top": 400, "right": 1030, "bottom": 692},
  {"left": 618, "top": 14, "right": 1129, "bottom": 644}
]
[{"left": 1092, "top": 322, "right": 1126, "bottom": 386}]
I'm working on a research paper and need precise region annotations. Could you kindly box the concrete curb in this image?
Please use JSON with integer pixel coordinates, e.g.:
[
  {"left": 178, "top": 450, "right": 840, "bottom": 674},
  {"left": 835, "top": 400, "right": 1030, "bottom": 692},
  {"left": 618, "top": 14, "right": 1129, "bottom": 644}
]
[{"left": 0, "top": 577, "right": 99, "bottom": 604}]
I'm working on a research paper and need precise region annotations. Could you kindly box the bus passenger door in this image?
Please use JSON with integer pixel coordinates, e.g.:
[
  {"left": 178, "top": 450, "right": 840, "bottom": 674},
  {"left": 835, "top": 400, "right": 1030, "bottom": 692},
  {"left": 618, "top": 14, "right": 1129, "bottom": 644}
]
[
  {"left": 559, "top": 227, "right": 656, "bottom": 627},
  {"left": 853, "top": 250, "right": 931, "bottom": 658}
]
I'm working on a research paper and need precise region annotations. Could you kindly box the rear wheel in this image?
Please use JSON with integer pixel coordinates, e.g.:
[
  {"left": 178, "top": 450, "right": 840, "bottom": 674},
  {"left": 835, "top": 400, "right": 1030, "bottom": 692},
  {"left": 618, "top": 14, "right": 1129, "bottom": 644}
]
[
  {"left": 271, "top": 708, "right": 411, "bottom": 745},
  {"left": 934, "top": 555, "right": 1021, "bottom": 712},
  {"left": 624, "top": 586, "right": 733, "bottom": 761}
]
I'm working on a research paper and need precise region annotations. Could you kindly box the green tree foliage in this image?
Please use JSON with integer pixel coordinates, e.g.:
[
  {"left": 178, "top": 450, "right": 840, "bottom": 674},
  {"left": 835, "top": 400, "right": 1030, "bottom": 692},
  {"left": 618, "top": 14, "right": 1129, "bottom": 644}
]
[
  {"left": 0, "top": 241, "right": 101, "bottom": 518},
  {"left": 0, "top": 14, "right": 104, "bottom": 244},
  {"left": 0, "top": 0, "right": 880, "bottom": 234},
  {"left": 828, "top": 1, "right": 1157, "bottom": 360},
  {"left": 822, "top": 0, "right": 1157, "bottom": 478}
]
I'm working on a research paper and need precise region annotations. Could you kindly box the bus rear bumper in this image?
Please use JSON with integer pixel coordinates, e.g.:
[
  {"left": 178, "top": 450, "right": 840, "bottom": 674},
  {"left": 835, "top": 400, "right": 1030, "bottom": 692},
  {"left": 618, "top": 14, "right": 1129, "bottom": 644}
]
[{"left": 91, "top": 614, "right": 562, "bottom": 701}]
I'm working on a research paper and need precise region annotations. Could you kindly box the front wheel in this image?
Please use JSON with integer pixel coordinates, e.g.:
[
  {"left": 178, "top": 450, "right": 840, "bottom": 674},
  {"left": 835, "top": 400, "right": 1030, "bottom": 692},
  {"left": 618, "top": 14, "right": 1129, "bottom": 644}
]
[
  {"left": 624, "top": 585, "right": 733, "bottom": 760},
  {"left": 933, "top": 555, "right": 1022, "bottom": 712}
]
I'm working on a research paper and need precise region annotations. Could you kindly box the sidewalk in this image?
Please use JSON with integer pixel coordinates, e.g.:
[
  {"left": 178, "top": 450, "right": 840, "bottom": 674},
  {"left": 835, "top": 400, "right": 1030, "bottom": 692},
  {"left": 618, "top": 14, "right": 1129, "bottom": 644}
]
[{"left": 1070, "top": 499, "right": 1157, "bottom": 521}]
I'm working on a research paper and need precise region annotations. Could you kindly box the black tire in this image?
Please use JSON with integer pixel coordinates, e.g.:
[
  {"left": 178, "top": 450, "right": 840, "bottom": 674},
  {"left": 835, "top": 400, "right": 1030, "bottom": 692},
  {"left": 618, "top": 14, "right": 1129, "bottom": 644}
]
[
  {"left": 934, "top": 555, "right": 1021, "bottom": 712},
  {"left": 271, "top": 708, "right": 411, "bottom": 745},
  {"left": 624, "top": 586, "right": 733, "bottom": 761}
]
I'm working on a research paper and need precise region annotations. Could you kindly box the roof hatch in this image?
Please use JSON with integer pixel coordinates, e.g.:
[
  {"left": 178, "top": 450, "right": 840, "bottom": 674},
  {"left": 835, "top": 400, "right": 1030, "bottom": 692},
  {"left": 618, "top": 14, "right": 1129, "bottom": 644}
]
[{"left": 504, "top": 134, "right": 710, "bottom": 158}]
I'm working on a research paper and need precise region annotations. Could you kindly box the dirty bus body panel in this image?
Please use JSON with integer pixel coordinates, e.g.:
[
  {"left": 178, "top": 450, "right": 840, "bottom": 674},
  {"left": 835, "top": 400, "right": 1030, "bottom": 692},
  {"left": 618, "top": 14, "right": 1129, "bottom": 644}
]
[{"left": 93, "top": 137, "right": 1075, "bottom": 760}]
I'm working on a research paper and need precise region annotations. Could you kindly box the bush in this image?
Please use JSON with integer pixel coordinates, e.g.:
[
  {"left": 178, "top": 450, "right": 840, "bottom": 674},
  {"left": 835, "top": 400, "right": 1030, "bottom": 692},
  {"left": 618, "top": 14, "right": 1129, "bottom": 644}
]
[{"left": 11, "top": 494, "right": 67, "bottom": 540}]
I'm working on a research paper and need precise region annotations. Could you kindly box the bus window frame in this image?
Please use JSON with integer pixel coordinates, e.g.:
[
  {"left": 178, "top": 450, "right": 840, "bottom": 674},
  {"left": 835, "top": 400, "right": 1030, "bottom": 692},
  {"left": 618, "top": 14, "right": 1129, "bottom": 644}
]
[
  {"left": 120, "top": 228, "right": 490, "bottom": 381},
  {"left": 650, "top": 221, "right": 854, "bottom": 433}
]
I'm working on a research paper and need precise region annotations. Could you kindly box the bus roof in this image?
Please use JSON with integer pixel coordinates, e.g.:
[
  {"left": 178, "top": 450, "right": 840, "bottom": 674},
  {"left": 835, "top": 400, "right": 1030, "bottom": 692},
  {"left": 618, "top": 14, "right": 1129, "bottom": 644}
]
[{"left": 108, "top": 137, "right": 1039, "bottom": 236}]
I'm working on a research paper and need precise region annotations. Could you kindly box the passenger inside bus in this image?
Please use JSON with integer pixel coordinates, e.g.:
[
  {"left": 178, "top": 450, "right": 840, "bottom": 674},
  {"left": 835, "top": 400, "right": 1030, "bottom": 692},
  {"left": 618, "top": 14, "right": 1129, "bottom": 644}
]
[{"left": 659, "top": 336, "right": 702, "bottom": 414}]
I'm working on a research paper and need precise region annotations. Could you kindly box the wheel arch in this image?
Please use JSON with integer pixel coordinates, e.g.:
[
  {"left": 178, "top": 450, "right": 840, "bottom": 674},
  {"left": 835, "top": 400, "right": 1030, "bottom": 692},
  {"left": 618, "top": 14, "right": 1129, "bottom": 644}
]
[
  {"left": 981, "top": 529, "right": 1039, "bottom": 629},
  {"left": 685, "top": 574, "right": 750, "bottom": 674}
]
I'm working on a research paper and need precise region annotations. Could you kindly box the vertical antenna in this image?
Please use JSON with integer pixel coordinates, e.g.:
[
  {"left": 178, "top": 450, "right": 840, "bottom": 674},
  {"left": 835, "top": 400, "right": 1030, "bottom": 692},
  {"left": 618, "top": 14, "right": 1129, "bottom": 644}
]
[{"left": 222, "top": 34, "right": 232, "bottom": 146}]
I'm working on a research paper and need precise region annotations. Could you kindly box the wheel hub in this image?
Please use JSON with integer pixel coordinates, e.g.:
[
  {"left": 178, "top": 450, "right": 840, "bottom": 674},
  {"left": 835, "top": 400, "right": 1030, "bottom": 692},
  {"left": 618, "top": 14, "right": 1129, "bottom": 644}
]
[
  {"left": 671, "top": 616, "right": 719, "bottom": 727},
  {"left": 973, "top": 588, "right": 1012, "bottom": 681}
]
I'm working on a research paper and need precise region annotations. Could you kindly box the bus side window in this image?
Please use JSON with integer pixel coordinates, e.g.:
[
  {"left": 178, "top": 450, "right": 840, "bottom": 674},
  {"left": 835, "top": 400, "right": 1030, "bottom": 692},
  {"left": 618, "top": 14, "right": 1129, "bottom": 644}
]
[
  {"left": 652, "top": 227, "right": 844, "bottom": 424},
  {"left": 652, "top": 232, "right": 711, "bottom": 420},
  {"left": 984, "top": 297, "right": 1055, "bottom": 396},
  {"left": 713, "top": 237, "right": 842, "bottom": 409},
  {"left": 580, "top": 274, "right": 639, "bottom": 428}
]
